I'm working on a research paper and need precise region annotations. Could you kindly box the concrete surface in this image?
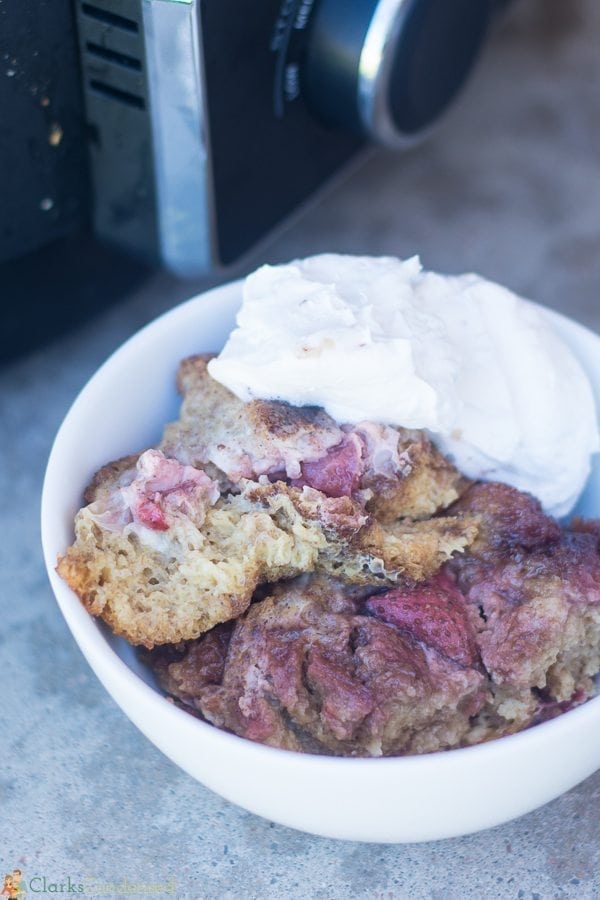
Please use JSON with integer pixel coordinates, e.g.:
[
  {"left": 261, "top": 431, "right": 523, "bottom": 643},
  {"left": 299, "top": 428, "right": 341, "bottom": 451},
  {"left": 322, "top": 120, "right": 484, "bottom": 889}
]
[{"left": 2, "top": 1, "right": 600, "bottom": 897}]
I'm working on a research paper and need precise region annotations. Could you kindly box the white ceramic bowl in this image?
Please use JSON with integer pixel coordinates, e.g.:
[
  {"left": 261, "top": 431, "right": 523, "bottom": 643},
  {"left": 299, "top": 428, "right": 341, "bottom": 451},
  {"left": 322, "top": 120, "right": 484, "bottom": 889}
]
[{"left": 42, "top": 280, "right": 600, "bottom": 843}]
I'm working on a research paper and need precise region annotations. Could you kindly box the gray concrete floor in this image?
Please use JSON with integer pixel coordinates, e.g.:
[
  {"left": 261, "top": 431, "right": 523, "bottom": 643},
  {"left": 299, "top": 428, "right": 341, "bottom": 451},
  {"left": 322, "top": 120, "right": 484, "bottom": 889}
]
[{"left": 2, "top": 1, "right": 600, "bottom": 897}]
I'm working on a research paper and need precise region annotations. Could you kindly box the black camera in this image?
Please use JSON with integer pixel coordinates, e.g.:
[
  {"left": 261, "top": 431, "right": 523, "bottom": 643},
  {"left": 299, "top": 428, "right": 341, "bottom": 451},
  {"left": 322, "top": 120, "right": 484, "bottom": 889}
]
[{"left": 1, "top": 0, "right": 503, "bottom": 357}]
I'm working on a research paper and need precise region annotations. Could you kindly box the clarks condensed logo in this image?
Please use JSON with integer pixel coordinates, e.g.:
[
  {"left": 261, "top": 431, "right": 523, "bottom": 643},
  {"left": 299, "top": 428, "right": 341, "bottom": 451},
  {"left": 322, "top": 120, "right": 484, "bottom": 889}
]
[
  {"left": 2, "top": 870, "right": 177, "bottom": 897},
  {"left": 3, "top": 870, "right": 81, "bottom": 896}
]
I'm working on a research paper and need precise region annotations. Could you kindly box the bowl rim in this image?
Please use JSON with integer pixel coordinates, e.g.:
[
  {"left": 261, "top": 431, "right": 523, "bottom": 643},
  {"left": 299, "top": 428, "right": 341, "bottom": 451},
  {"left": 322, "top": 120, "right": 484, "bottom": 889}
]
[{"left": 41, "top": 277, "right": 600, "bottom": 772}]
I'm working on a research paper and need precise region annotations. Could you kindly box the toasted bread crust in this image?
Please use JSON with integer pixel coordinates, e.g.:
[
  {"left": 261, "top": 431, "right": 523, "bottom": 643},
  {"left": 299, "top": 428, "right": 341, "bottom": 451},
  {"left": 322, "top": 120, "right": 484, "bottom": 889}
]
[
  {"left": 162, "top": 355, "right": 343, "bottom": 482},
  {"left": 363, "top": 431, "right": 468, "bottom": 523},
  {"left": 242, "top": 480, "right": 478, "bottom": 584},
  {"left": 58, "top": 456, "right": 477, "bottom": 646},
  {"left": 58, "top": 359, "right": 480, "bottom": 648},
  {"left": 163, "top": 356, "right": 468, "bottom": 521},
  {"left": 83, "top": 454, "right": 138, "bottom": 505}
]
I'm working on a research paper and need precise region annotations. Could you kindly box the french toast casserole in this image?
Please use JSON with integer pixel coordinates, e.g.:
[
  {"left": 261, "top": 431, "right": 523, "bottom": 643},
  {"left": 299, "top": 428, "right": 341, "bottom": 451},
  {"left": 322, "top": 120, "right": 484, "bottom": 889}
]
[{"left": 57, "top": 354, "right": 600, "bottom": 756}]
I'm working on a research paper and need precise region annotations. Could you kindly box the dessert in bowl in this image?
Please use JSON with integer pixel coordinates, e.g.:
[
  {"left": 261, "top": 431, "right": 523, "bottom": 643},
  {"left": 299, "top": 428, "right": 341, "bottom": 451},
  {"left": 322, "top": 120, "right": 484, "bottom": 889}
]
[{"left": 42, "top": 256, "right": 600, "bottom": 842}]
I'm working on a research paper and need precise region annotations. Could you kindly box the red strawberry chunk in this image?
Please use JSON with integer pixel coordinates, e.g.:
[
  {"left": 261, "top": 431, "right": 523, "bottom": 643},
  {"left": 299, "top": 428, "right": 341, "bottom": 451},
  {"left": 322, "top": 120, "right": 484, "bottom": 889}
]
[
  {"left": 298, "top": 434, "right": 364, "bottom": 498},
  {"left": 365, "top": 574, "right": 480, "bottom": 668}
]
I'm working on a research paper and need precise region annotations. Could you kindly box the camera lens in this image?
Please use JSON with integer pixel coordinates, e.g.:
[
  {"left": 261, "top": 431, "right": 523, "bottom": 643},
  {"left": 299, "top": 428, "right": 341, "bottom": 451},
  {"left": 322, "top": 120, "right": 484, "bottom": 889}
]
[{"left": 305, "top": 0, "right": 496, "bottom": 146}]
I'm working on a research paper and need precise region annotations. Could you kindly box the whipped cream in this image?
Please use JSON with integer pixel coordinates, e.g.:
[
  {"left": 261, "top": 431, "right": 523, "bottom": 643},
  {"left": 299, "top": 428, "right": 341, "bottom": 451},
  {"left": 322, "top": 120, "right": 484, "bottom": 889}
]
[{"left": 208, "top": 254, "right": 599, "bottom": 517}]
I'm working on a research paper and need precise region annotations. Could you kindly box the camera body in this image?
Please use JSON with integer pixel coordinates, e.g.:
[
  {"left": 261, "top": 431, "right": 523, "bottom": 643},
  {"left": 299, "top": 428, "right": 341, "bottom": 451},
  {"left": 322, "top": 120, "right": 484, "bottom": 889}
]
[
  {"left": 75, "top": 0, "right": 499, "bottom": 276},
  {"left": 1, "top": 0, "right": 504, "bottom": 361},
  {"left": 75, "top": 0, "right": 365, "bottom": 276}
]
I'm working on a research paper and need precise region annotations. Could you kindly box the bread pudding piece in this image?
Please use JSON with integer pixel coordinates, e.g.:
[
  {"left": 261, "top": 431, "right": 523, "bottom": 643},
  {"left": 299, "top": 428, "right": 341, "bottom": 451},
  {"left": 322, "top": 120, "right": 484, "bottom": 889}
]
[
  {"left": 159, "top": 354, "right": 343, "bottom": 485},
  {"left": 57, "top": 450, "right": 477, "bottom": 647},
  {"left": 147, "top": 483, "right": 600, "bottom": 756},
  {"left": 159, "top": 355, "right": 466, "bottom": 520},
  {"left": 241, "top": 479, "right": 477, "bottom": 586},
  {"left": 448, "top": 483, "right": 600, "bottom": 732},
  {"left": 148, "top": 574, "right": 489, "bottom": 756}
]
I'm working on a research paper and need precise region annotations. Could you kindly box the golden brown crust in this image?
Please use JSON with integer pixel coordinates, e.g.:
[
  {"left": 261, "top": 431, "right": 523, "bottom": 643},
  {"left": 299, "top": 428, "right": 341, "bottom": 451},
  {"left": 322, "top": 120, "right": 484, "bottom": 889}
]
[
  {"left": 58, "top": 463, "right": 478, "bottom": 647},
  {"left": 176, "top": 354, "right": 335, "bottom": 436},
  {"left": 57, "top": 490, "right": 323, "bottom": 648},
  {"left": 161, "top": 355, "right": 343, "bottom": 480},
  {"left": 165, "top": 356, "right": 466, "bottom": 521},
  {"left": 160, "top": 355, "right": 342, "bottom": 482},
  {"left": 58, "top": 358, "right": 481, "bottom": 649},
  {"left": 241, "top": 480, "right": 479, "bottom": 585},
  {"left": 175, "top": 352, "right": 216, "bottom": 393},
  {"left": 343, "top": 515, "right": 479, "bottom": 584},
  {"left": 246, "top": 399, "right": 330, "bottom": 438},
  {"left": 83, "top": 454, "right": 138, "bottom": 505},
  {"left": 364, "top": 432, "right": 469, "bottom": 523}
]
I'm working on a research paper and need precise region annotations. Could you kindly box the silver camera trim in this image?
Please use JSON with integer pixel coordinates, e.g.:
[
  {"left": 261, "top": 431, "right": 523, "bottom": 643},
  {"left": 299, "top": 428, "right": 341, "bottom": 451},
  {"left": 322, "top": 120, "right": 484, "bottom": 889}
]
[
  {"left": 142, "top": 0, "right": 214, "bottom": 276},
  {"left": 76, "top": 0, "right": 214, "bottom": 276},
  {"left": 358, "top": 0, "right": 417, "bottom": 148}
]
